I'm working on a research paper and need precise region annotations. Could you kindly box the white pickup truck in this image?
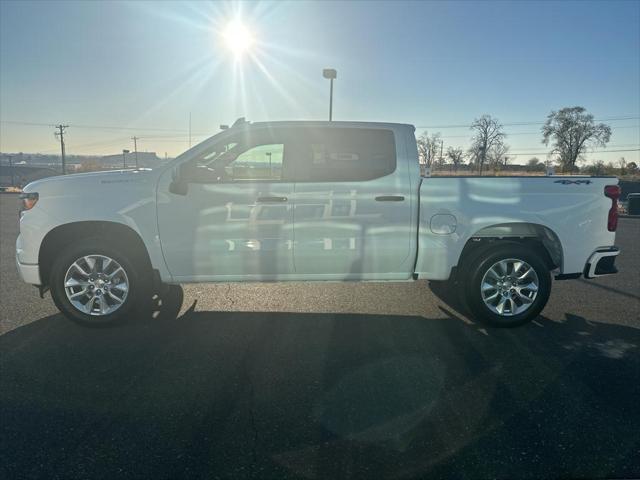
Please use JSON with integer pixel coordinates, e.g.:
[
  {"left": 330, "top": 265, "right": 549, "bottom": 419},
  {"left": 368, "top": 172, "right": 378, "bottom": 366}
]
[{"left": 16, "top": 120, "right": 621, "bottom": 327}]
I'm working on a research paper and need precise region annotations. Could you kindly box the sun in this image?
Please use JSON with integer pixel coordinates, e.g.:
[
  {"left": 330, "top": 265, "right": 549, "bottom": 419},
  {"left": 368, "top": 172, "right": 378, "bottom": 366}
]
[{"left": 222, "top": 21, "right": 254, "bottom": 57}]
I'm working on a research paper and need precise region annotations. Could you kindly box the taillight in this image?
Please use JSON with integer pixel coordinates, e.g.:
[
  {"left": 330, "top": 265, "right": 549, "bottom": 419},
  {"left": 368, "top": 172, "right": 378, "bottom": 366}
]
[{"left": 604, "top": 185, "right": 620, "bottom": 232}]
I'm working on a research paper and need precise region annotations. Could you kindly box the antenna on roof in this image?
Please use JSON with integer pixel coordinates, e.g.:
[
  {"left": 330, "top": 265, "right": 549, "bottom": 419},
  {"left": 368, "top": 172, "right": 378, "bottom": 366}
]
[{"left": 232, "top": 117, "right": 247, "bottom": 127}]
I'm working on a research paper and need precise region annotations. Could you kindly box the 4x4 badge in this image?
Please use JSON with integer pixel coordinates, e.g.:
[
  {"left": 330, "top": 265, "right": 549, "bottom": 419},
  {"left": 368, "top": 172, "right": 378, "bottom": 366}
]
[{"left": 554, "top": 179, "right": 592, "bottom": 185}]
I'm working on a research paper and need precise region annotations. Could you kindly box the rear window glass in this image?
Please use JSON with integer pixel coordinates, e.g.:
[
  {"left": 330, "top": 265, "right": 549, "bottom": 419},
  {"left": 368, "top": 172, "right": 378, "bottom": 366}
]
[{"left": 293, "top": 128, "right": 396, "bottom": 182}]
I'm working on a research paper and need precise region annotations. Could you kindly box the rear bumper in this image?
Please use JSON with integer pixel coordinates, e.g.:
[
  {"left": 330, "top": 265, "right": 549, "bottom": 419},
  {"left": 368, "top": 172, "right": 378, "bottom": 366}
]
[
  {"left": 16, "top": 257, "right": 41, "bottom": 285},
  {"left": 583, "top": 247, "right": 620, "bottom": 279}
]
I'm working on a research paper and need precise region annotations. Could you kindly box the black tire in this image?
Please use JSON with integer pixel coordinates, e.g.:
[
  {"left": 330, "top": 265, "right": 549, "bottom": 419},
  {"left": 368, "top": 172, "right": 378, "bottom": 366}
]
[
  {"left": 49, "top": 237, "right": 149, "bottom": 326},
  {"left": 463, "top": 244, "right": 551, "bottom": 327},
  {"left": 141, "top": 283, "right": 185, "bottom": 322}
]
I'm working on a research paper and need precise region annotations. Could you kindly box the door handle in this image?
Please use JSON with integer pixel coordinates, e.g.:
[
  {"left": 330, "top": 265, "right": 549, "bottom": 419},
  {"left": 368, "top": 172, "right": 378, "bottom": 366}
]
[
  {"left": 375, "top": 195, "right": 404, "bottom": 202},
  {"left": 257, "top": 196, "right": 288, "bottom": 203}
]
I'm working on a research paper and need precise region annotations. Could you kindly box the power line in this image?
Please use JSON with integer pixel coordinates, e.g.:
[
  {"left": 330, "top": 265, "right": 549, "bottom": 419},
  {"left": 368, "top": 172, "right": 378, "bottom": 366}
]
[
  {"left": 415, "top": 115, "right": 640, "bottom": 129},
  {"left": 29, "top": 136, "right": 132, "bottom": 155},
  {"left": 508, "top": 143, "right": 640, "bottom": 152},
  {"left": 0, "top": 120, "right": 190, "bottom": 133},
  {"left": 507, "top": 148, "right": 640, "bottom": 157},
  {"left": 439, "top": 125, "right": 640, "bottom": 139},
  {"left": 3, "top": 115, "right": 638, "bottom": 135},
  {"left": 2, "top": 121, "right": 55, "bottom": 127}
]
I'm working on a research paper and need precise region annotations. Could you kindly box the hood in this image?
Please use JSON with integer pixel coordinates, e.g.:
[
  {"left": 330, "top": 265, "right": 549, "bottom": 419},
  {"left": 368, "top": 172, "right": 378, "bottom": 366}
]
[{"left": 23, "top": 168, "right": 161, "bottom": 194}]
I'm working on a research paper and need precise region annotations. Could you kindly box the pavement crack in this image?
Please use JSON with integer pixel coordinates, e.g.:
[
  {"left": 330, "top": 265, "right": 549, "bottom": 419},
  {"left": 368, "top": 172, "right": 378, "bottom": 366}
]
[
  {"left": 248, "top": 372, "right": 258, "bottom": 464},
  {"left": 226, "top": 283, "right": 235, "bottom": 308}
]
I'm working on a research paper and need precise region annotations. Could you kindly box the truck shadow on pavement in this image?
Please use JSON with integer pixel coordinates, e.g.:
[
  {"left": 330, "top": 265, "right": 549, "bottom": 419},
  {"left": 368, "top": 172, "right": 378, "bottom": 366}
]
[{"left": 1, "top": 291, "right": 639, "bottom": 479}]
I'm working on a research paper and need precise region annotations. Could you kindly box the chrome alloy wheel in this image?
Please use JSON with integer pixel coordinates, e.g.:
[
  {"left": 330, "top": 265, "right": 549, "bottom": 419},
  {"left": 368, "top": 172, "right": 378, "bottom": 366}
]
[
  {"left": 480, "top": 258, "right": 539, "bottom": 317},
  {"left": 63, "top": 255, "right": 130, "bottom": 316}
]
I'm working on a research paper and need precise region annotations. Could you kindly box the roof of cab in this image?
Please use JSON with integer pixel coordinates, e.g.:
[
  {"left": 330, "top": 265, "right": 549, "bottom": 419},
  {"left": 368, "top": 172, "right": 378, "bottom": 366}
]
[{"left": 236, "top": 120, "right": 416, "bottom": 131}]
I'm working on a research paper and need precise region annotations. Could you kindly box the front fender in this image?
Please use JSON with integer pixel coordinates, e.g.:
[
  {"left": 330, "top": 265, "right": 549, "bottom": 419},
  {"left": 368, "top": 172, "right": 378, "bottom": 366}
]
[{"left": 18, "top": 173, "right": 170, "bottom": 281}]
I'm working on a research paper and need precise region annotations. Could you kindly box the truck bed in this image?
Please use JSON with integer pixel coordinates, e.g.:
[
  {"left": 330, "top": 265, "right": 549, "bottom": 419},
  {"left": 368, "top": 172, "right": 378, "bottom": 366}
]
[{"left": 415, "top": 175, "right": 618, "bottom": 280}]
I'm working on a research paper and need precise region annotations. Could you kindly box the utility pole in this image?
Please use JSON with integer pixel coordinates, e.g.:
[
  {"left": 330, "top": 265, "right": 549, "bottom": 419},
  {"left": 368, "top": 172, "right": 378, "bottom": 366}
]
[
  {"left": 122, "top": 149, "right": 130, "bottom": 169},
  {"left": 8, "top": 155, "right": 15, "bottom": 186},
  {"left": 131, "top": 136, "right": 139, "bottom": 168},
  {"left": 54, "top": 124, "right": 68, "bottom": 174},
  {"left": 189, "top": 112, "right": 192, "bottom": 148}
]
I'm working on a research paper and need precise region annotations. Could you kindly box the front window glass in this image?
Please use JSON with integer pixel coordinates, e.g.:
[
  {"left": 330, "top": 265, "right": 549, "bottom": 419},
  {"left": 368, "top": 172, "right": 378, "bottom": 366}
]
[
  {"left": 190, "top": 130, "right": 286, "bottom": 182},
  {"left": 225, "top": 144, "right": 283, "bottom": 181}
]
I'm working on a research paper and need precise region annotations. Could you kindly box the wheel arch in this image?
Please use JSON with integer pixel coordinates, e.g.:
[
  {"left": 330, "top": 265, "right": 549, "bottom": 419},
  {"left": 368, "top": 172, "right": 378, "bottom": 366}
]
[
  {"left": 39, "top": 221, "right": 153, "bottom": 288},
  {"left": 456, "top": 222, "right": 563, "bottom": 275}
]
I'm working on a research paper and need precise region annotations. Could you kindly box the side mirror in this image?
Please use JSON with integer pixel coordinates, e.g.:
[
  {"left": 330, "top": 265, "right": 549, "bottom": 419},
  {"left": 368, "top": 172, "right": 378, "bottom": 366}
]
[{"left": 169, "top": 165, "right": 188, "bottom": 196}]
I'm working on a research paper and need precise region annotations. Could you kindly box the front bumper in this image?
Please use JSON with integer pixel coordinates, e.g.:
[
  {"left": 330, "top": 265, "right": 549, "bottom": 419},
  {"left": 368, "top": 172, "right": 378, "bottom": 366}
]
[
  {"left": 16, "top": 257, "right": 41, "bottom": 285},
  {"left": 583, "top": 247, "right": 620, "bottom": 279}
]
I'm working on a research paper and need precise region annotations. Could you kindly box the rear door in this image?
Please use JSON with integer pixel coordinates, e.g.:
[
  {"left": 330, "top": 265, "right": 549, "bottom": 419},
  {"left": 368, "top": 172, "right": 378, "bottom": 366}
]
[{"left": 290, "top": 126, "right": 413, "bottom": 279}]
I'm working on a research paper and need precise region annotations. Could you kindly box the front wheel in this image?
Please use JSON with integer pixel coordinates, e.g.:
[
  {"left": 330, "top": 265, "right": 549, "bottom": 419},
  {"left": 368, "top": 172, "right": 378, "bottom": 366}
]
[
  {"left": 463, "top": 244, "right": 551, "bottom": 327},
  {"left": 49, "top": 238, "right": 146, "bottom": 325}
]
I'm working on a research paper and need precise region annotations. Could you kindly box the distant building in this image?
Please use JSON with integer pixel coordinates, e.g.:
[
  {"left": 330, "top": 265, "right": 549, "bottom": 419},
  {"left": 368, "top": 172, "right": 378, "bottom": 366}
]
[
  {"left": 101, "top": 151, "right": 164, "bottom": 168},
  {"left": 0, "top": 164, "right": 59, "bottom": 187}
]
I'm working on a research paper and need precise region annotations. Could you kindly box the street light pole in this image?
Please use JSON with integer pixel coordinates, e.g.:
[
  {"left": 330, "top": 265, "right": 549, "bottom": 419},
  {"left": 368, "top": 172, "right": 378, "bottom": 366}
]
[
  {"left": 322, "top": 68, "right": 337, "bottom": 121},
  {"left": 266, "top": 152, "right": 272, "bottom": 177},
  {"left": 132, "top": 136, "right": 139, "bottom": 168},
  {"left": 329, "top": 77, "right": 334, "bottom": 121}
]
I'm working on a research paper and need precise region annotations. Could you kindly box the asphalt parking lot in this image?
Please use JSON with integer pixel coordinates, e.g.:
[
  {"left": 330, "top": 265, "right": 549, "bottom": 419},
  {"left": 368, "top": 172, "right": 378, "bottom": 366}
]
[{"left": 1, "top": 193, "right": 639, "bottom": 479}]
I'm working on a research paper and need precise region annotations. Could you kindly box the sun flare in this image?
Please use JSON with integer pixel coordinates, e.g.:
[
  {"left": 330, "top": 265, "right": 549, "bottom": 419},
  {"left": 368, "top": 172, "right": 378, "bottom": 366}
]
[{"left": 222, "top": 21, "right": 254, "bottom": 57}]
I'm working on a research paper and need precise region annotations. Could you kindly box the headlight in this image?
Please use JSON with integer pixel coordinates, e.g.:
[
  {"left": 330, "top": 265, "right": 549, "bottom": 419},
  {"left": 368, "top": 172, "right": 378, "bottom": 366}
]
[{"left": 19, "top": 192, "right": 39, "bottom": 216}]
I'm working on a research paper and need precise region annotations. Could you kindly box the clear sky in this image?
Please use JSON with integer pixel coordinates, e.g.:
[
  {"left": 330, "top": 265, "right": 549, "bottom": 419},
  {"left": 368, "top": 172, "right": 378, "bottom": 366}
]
[{"left": 1, "top": 0, "right": 639, "bottom": 164}]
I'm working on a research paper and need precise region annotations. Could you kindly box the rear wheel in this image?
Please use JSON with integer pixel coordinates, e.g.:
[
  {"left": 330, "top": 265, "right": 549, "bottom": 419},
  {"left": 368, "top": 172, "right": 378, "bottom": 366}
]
[
  {"left": 463, "top": 244, "right": 551, "bottom": 327},
  {"left": 50, "top": 238, "right": 147, "bottom": 325}
]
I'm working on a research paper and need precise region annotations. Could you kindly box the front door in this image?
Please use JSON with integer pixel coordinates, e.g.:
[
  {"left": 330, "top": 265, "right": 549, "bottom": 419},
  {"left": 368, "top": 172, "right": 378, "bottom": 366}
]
[{"left": 157, "top": 128, "right": 294, "bottom": 281}]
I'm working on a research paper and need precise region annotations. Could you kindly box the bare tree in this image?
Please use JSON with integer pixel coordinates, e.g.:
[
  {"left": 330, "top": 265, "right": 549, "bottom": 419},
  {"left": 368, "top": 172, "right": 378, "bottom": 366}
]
[
  {"left": 432, "top": 153, "right": 447, "bottom": 170},
  {"left": 586, "top": 160, "right": 606, "bottom": 176},
  {"left": 446, "top": 147, "right": 464, "bottom": 172},
  {"left": 416, "top": 132, "right": 442, "bottom": 168},
  {"left": 77, "top": 158, "right": 103, "bottom": 173},
  {"left": 469, "top": 115, "right": 506, "bottom": 175},
  {"left": 542, "top": 106, "right": 611, "bottom": 172},
  {"left": 544, "top": 156, "right": 555, "bottom": 171},
  {"left": 527, "top": 157, "right": 545, "bottom": 172},
  {"left": 617, "top": 157, "right": 628, "bottom": 176},
  {"left": 488, "top": 141, "right": 510, "bottom": 174}
]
